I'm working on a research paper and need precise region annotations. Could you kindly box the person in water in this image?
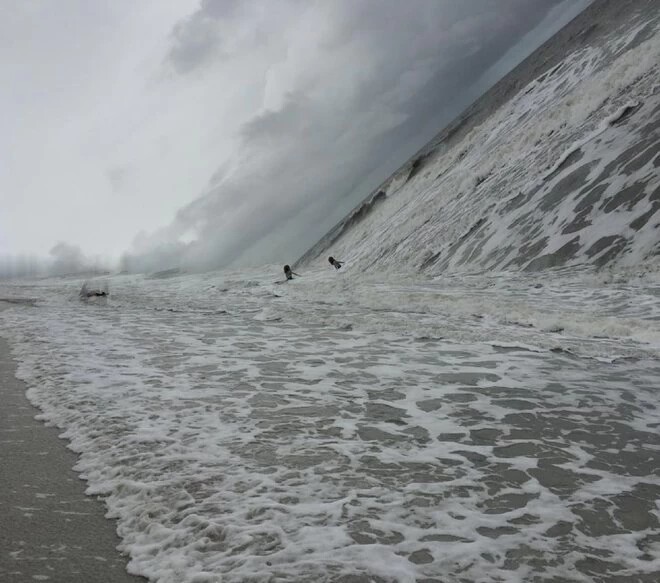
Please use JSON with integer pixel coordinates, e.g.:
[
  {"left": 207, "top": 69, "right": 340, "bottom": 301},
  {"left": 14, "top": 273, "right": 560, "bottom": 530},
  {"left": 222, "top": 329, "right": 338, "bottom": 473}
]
[
  {"left": 328, "top": 256, "right": 343, "bottom": 270},
  {"left": 283, "top": 265, "right": 300, "bottom": 280}
]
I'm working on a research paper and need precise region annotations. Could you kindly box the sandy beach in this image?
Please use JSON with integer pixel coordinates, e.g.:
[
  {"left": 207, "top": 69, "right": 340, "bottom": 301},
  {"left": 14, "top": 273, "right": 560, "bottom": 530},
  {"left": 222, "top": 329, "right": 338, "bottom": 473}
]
[{"left": 0, "top": 304, "right": 145, "bottom": 583}]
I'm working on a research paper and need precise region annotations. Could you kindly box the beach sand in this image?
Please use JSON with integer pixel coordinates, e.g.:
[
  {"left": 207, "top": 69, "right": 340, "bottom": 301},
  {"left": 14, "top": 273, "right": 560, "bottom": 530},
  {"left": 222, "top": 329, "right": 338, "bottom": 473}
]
[{"left": 0, "top": 308, "right": 144, "bottom": 583}]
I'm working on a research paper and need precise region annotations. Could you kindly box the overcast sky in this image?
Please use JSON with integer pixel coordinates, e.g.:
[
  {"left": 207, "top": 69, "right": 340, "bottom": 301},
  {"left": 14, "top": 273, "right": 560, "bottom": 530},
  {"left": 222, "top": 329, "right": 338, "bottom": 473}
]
[{"left": 0, "top": 0, "right": 591, "bottom": 273}]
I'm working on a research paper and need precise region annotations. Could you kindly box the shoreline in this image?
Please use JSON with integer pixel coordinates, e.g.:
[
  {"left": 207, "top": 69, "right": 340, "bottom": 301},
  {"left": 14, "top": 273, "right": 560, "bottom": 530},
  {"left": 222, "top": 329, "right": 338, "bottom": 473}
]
[{"left": 0, "top": 304, "right": 145, "bottom": 583}]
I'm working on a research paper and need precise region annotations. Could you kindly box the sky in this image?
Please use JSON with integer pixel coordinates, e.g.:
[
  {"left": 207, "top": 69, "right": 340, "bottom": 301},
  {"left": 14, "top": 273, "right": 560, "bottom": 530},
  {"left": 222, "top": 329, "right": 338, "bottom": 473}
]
[{"left": 0, "top": 0, "right": 592, "bottom": 275}]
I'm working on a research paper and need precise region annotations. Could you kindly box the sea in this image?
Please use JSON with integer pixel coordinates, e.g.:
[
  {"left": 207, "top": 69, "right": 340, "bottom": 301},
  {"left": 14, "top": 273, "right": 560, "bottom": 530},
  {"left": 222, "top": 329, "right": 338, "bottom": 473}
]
[{"left": 1, "top": 0, "right": 659, "bottom": 581}]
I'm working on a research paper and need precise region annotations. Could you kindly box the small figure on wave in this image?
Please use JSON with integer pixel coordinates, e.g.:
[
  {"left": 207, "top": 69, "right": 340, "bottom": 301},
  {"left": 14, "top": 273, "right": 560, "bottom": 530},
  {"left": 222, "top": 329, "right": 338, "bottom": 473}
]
[
  {"left": 328, "top": 256, "right": 343, "bottom": 270},
  {"left": 283, "top": 265, "right": 300, "bottom": 281}
]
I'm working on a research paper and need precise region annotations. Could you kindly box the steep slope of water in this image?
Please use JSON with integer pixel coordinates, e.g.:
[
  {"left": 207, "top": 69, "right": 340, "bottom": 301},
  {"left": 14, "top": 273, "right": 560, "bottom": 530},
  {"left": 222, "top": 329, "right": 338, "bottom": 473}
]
[{"left": 298, "top": 0, "right": 659, "bottom": 277}]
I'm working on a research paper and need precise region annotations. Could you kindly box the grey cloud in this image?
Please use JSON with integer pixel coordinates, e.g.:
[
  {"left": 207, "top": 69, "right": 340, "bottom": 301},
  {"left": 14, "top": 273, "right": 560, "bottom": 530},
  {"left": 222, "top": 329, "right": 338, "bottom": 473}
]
[
  {"left": 168, "top": 18, "right": 220, "bottom": 73},
  {"left": 106, "top": 165, "right": 131, "bottom": 192},
  {"left": 166, "top": 0, "right": 246, "bottom": 73},
  {"left": 1, "top": 242, "right": 113, "bottom": 279},
  {"left": 49, "top": 242, "right": 88, "bottom": 275}
]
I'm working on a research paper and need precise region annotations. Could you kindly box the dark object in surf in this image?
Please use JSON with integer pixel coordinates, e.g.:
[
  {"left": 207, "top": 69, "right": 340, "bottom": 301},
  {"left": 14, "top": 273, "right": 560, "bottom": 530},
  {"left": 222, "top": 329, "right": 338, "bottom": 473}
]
[
  {"left": 283, "top": 265, "right": 299, "bottom": 280},
  {"left": 328, "top": 256, "right": 343, "bottom": 270},
  {"left": 79, "top": 282, "right": 108, "bottom": 299}
]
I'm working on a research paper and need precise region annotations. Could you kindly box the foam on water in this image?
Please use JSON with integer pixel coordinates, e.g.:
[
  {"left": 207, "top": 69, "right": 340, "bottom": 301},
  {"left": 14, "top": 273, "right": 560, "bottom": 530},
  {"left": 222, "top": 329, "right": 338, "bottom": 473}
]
[
  {"left": 1, "top": 265, "right": 659, "bottom": 582},
  {"left": 301, "top": 5, "right": 660, "bottom": 278}
]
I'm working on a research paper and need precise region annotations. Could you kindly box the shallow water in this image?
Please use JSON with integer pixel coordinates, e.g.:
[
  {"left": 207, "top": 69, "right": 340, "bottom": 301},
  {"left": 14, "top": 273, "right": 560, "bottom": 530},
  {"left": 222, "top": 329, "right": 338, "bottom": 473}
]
[{"left": 1, "top": 267, "right": 659, "bottom": 582}]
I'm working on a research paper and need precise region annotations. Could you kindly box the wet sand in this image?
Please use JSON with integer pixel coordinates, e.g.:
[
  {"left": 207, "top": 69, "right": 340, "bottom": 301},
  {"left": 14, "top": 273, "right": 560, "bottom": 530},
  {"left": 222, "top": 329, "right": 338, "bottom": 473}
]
[{"left": 0, "top": 308, "right": 145, "bottom": 583}]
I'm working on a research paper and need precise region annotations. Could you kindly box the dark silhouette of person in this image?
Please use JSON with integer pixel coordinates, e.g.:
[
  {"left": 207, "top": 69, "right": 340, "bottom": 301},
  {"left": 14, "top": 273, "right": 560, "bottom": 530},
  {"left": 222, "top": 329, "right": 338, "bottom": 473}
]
[
  {"left": 328, "top": 256, "right": 343, "bottom": 270},
  {"left": 283, "top": 265, "right": 300, "bottom": 280}
]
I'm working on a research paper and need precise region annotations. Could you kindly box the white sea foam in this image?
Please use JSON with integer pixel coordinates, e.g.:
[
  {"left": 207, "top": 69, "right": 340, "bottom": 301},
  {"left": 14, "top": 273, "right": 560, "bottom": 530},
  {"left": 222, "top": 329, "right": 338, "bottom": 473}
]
[
  {"left": 1, "top": 264, "right": 660, "bottom": 582},
  {"left": 311, "top": 16, "right": 660, "bottom": 277}
]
